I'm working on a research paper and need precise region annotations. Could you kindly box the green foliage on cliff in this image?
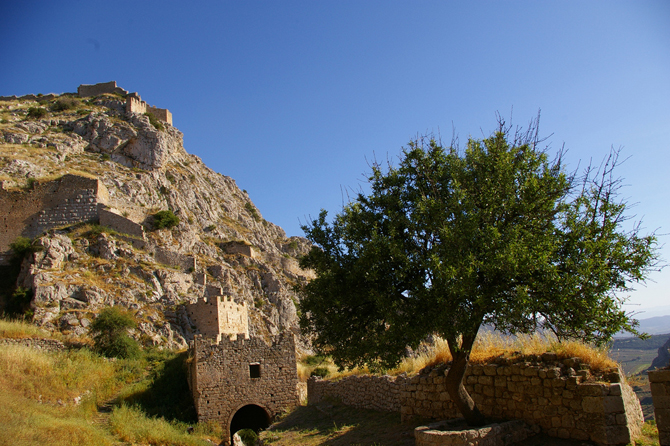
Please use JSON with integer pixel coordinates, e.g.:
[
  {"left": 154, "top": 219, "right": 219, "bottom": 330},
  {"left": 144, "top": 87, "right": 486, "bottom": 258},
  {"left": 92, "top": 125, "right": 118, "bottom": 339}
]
[
  {"left": 145, "top": 112, "right": 165, "bottom": 131},
  {"left": 153, "top": 210, "right": 180, "bottom": 230},
  {"left": 90, "top": 307, "right": 140, "bottom": 359}
]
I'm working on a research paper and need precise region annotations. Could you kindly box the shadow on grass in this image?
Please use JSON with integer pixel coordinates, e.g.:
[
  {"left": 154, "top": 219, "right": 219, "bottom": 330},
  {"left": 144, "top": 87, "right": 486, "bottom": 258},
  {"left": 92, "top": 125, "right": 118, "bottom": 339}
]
[
  {"left": 261, "top": 403, "right": 424, "bottom": 446},
  {"left": 120, "top": 350, "right": 198, "bottom": 423}
]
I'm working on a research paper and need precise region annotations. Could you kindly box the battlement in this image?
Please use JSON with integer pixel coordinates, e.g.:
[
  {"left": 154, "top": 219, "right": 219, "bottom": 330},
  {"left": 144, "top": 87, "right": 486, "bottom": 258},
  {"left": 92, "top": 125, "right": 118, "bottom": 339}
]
[
  {"left": 78, "top": 81, "right": 173, "bottom": 126},
  {"left": 186, "top": 295, "right": 249, "bottom": 341}
]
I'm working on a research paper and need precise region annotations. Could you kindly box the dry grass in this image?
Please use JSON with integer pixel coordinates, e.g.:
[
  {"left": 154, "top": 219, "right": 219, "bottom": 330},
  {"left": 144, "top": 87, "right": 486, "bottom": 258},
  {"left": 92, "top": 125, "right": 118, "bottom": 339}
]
[
  {"left": 0, "top": 318, "right": 54, "bottom": 339},
  {"left": 108, "top": 405, "right": 217, "bottom": 446},
  {"left": 0, "top": 343, "right": 223, "bottom": 446},
  {"left": 303, "top": 331, "right": 618, "bottom": 380}
]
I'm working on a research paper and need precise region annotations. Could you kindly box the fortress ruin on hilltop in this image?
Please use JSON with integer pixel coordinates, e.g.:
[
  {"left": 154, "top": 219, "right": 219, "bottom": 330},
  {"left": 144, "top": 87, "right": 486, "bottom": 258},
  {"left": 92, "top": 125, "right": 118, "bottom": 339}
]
[
  {"left": 186, "top": 295, "right": 299, "bottom": 445},
  {"left": 77, "top": 81, "right": 173, "bottom": 125}
]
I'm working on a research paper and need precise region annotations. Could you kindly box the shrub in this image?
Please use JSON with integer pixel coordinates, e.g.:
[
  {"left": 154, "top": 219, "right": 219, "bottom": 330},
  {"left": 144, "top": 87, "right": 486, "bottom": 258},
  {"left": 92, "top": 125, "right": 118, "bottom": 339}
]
[
  {"left": 90, "top": 308, "right": 140, "bottom": 359},
  {"left": 145, "top": 112, "right": 165, "bottom": 131},
  {"left": 245, "top": 202, "right": 260, "bottom": 222},
  {"left": 310, "top": 367, "right": 330, "bottom": 378},
  {"left": 26, "top": 107, "right": 47, "bottom": 120},
  {"left": 237, "top": 429, "right": 258, "bottom": 446},
  {"left": 153, "top": 210, "right": 179, "bottom": 230},
  {"left": 51, "top": 97, "right": 80, "bottom": 112}
]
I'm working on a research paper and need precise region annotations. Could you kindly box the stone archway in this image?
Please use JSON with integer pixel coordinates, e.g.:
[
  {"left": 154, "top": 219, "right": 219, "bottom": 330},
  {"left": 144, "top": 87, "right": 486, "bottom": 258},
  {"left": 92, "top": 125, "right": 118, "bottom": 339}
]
[{"left": 229, "top": 404, "right": 271, "bottom": 442}]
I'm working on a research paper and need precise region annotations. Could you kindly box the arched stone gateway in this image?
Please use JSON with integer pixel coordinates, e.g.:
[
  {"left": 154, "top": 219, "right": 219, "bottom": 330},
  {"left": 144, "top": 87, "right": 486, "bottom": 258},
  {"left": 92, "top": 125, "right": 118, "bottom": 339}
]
[
  {"left": 188, "top": 330, "right": 299, "bottom": 446},
  {"left": 229, "top": 404, "right": 271, "bottom": 442}
]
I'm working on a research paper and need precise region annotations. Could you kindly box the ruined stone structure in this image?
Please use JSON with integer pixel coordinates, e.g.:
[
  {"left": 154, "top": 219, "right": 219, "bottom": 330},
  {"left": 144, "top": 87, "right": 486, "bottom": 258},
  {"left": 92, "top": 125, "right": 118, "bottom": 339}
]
[
  {"left": 223, "top": 241, "right": 259, "bottom": 259},
  {"left": 308, "top": 357, "right": 644, "bottom": 445},
  {"left": 188, "top": 295, "right": 299, "bottom": 444},
  {"left": 0, "top": 174, "right": 154, "bottom": 265},
  {"left": 0, "top": 174, "right": 109, "bottom": 263},
  {"left": 649, "top": 368, "right": 670, "bottom": 446},
  {"left": 189, "top": 334, "right": 299, "bottom": 445},
  {"left": 186, "top": 296, "right": 249, "bottom": 342},
  {"left": 77, "top": 81, "right": 173, "bottom": 125}
]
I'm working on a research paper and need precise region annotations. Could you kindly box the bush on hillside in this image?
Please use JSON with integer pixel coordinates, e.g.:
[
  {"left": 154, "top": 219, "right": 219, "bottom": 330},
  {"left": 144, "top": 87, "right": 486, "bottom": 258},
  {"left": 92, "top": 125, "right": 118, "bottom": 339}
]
[
  {"left": 145, "top": 112, "right": 165, "bottom": 131},
  {"left": 153, "top": 210, "right": 179, "bottom": 230},
  {"left": 26, "top": 107, "right": 47, "bottom": 120},
  {"left": 51, "top": 97, "right": 80, "bottom": 112},
  {"left": 90, "top": 307, "right": 140, "bottom": 359}
]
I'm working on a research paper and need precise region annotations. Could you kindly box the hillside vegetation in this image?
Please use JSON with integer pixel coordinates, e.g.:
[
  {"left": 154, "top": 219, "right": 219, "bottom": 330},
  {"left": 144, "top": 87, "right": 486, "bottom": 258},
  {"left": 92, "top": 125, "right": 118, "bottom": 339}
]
[{"left": 0, "top": 320, "right": 222, "bottom": 446}]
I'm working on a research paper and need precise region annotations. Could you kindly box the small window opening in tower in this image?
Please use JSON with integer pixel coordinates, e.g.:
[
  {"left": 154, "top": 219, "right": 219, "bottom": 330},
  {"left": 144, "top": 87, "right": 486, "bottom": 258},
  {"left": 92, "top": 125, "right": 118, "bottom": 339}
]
[{"left": 249, "top": 362, "right": 261, "bottom": 378}]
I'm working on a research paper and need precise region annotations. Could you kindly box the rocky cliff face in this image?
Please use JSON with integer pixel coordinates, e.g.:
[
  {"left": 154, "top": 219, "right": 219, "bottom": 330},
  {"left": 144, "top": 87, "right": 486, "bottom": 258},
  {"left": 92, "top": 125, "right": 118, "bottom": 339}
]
[
  {"left": 0, "top": 92, "right": 313, "bottom": 350},
  {"left": 650, "top": 336, "right": 670, "bottom": 370}
]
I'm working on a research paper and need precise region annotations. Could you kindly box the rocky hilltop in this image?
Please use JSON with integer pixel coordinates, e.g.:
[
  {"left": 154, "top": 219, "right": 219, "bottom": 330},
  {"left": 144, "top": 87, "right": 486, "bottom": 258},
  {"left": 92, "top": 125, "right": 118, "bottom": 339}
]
[{"left": 0, "top": 84, "right": 313, "bottom": 349}]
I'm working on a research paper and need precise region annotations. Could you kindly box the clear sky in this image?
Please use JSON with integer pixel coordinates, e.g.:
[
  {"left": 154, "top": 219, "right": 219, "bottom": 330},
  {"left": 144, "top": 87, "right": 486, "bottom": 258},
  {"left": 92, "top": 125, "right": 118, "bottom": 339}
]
[{"left": 1, "top": 1, "right": 669, "bottom": 316}]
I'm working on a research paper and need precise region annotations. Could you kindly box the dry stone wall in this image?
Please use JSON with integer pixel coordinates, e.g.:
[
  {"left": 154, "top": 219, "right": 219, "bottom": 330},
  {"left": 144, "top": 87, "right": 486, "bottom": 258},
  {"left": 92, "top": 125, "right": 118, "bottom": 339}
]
[
  {"left": 649, "top": 369, "right": 670, "bottom": 446},
  {"left": 308, "top": 357, "right": 644, "bottom": 445},
  {"left": 189, "top": 333, "right": 299, "bottom": 444},
  {"left": 308, "top": 374, "right": 403, "bottom": 412}
]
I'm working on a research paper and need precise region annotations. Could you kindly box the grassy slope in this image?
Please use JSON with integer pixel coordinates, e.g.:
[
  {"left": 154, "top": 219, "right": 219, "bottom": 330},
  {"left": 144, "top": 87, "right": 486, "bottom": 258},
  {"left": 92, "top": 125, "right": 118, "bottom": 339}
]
[{"left": 0, "top": 319, "right": 222, "bottom": 446}]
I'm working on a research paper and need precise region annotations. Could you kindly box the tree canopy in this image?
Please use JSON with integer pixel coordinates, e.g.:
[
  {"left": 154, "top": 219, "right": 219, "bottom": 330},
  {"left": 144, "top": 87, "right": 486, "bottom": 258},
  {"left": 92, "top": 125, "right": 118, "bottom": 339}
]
[{"left": 298, "top": 118, "right": 660, "bottom": 425}]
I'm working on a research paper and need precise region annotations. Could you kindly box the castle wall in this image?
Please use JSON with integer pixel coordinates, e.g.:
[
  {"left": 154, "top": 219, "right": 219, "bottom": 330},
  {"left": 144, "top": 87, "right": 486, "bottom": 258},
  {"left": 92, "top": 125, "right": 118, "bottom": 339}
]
[
  {"left": 190, "top": 334, "right": 299, "bottom": 444},
  {"left": 308, "top": 359, "right": 644, "bottom": 445},
  {"left": 649, "top": 369, "right": 670, "bottom": 446},
  {"left": 78, "top": 81, "right": 128, "bottom": 97},
  {"left": 186, "top": 296, "right": 249, "bottom": 341},
  {"left": 223, "top": 242, "right": 258, "bottom": 259},
  {"left": 126, "top": 94, "right": 147, "bottom": 115},
  {"left": 99, "top": 208, "right": 146, "bottom": 239},
  {"left": 154, "top": 247, "right": 196, "bottom": 271},
  {"left": 0, "top": 175, "right": 109, "bottom": 264},
  {"left": 147, "top": 106, "right": 173, "bottom": 126}
]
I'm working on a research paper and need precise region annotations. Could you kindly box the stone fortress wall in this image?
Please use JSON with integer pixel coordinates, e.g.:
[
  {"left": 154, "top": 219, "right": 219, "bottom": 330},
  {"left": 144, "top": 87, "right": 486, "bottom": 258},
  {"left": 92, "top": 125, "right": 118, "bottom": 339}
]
[
  {"left": 77, "top": 81, "right": 173, "bottom": 125},
  {"left": 308, "top": 355, "right": 644, "bottom": 446},
  {"left": 0, "top": 174, "right": 156, "bottom": 265},
  {"left": 649, "top": 369, "right": 670, "bottom": 446},
  {"left": 186, "top": 286, "right": 299, "bottom": 445},
  {"left": 0, "top": 174, "right": 109, "bottom": 263},
  {"left": 186, "top": 295, "right": 249, "bottom": 342}
]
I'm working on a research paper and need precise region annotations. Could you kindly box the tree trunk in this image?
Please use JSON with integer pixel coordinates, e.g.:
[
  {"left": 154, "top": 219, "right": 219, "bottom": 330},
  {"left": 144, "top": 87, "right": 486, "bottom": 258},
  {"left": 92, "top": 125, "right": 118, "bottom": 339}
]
[{"left": 445, "top": 341, "right": 486, "bottom": 426}]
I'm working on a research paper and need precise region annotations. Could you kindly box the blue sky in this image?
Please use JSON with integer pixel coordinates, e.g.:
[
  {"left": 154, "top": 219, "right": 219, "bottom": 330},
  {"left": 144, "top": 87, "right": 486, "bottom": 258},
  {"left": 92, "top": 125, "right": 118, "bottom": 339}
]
[{"left": 1, "top": 1, "right": 669, "bottom": 316}]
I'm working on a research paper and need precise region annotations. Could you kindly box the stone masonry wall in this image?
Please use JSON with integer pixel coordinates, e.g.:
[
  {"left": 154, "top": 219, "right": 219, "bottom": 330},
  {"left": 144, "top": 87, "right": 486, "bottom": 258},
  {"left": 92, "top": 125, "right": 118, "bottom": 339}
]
[
  {"left": 99, "top": 208, "right": 146, "bottom": 239},
  {"left": 0, "top": 174, "right": 109, "bottom": 264},
  {"left": 186, "top": 296, "right": 249, "bottom": 341},
  {"left": 78, "top": 81, "right": 128, "bottom": 97},
  {"left": 189, "top": 333, "right": 299, "bottom": 444},
  {"left": 147, "top": 106, "right": 173, "bottom": 126},
  {"left": 126, "top": 94, "right": 147, "bottom": 115},
  {"left": 308, "top": 374, "right": 403, "bottom": 412},
  {"left": 154, "top": 246, "right": 196, "bottom": 271},
  {"left": 649, "top": 369, "right": 670, "bottom": 446},
  {"left": 308, "top": 357, "right": 644, "bottom": 445}
]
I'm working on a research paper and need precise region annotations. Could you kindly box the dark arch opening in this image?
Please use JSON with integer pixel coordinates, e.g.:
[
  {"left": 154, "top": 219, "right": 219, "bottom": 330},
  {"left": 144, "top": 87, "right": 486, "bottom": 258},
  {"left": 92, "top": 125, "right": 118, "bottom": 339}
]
[{"left": 230, "top": 404, "right": 271, "bottom": 441}]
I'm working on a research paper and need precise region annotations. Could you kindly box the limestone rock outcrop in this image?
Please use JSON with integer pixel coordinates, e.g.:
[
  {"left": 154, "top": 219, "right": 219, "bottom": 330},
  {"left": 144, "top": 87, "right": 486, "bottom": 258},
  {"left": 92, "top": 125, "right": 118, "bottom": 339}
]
[{"left": 0, "top": 88, "right": 314, "bottom": 350}]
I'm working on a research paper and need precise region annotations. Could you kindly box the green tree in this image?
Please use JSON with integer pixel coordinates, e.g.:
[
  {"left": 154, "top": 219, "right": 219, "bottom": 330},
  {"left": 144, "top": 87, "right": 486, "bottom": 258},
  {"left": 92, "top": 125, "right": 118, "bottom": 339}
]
[
  {"left": 298, "top": 118, "right": 660, "bottom": 426},
  {"left": 90, "top": 307, "right": 140, "bottom": 359}
]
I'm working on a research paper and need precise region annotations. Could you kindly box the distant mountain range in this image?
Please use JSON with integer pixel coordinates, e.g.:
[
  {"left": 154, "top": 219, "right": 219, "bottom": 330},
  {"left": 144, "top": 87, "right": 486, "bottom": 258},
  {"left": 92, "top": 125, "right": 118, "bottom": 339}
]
[{"left": 615, "top": 315, "right": 670, "bottom": 338}]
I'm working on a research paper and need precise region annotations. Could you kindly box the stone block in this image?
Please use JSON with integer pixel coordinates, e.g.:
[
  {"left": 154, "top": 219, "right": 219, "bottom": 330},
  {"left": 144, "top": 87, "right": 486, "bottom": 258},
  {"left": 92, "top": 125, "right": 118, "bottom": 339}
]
[
  {"left": 582, "top": 396, "right": 603, "bottom": 413},
  {"left": 651, "top": 382, "right": 667, "bottom": 396},
  {"left": 655, "top": 396, "right": 670, "bottom": 409},
  {"left": 649, "top": 370, "right": 670, "bottom": 383}
]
